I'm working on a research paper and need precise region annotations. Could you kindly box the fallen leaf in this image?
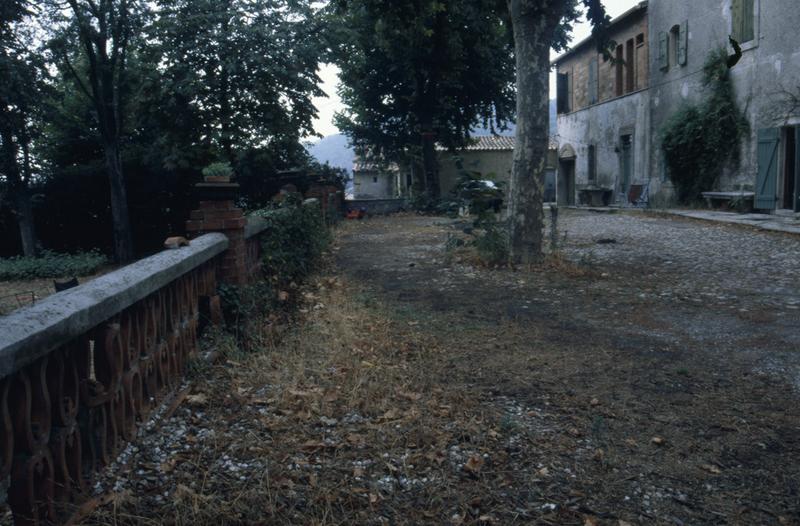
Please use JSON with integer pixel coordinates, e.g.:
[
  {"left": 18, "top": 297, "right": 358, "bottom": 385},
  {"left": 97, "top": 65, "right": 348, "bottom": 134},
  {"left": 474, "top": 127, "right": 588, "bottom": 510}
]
[
  {"left": 353, "top": 466, "right": 364, "bottom": 477},
  {"left": 590, "top": 398, "right": 601, "bottom": 407},
  {"left": 463, "top": 454, "right": 484, "bottom": 474},
  {"left": 186, "top": 393, "right": 207, "bottom": 406},
  {"left": 300, "top": 440, "right": 327, "bottom": 451},
  {"left": 651, "top": 436, "right": 665, "bottom": 446},
  {"left": 397, "top": 390, "right": 422, "bottom": 401},
  {"left": 701, "top": 464, "right": 722, "bottom": 474},
  {"left": 278, "top": 290, "right": 289, "bottom": 301},
  {"left": 369, "top": 493, "right": 379, "bottom": 504},
  {"left": 584, "top": 517, "right": 599, "bottom": 526}
]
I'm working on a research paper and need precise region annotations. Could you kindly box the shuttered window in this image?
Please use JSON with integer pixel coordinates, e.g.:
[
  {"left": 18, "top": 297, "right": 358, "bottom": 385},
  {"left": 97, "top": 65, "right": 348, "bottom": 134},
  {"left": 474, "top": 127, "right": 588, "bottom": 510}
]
[
  {"left": 588, "top": 57, "right": 598, "bottom": 105},
  {"left": 588, "top": 145, "right": 597, "bottom": 181},
  {"left": 756, "top": 128, "right": 779, "bottom": 209},
  {"left": 658, "top": 31, "right": 669, "bottom": 71},
  {"left": 732, "top": 0, "right": 755, "bottom": 43},
  {"left": 557, "top": 72, "right": 571, "bottom": 114},
  {"left": 678, "top": 21, "right": 688, "bottom": 66}
]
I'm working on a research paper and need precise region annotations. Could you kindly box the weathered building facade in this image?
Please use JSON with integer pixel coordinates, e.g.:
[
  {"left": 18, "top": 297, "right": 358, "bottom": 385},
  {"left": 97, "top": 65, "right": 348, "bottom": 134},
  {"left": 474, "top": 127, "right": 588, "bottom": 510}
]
[
  {"left": 555, "top": 0, "right": 800, "bottom": 212},
  {"left": 351, "top": 160, "right": 404, "bottom": 199},
  {"left": 554, "top": 2, "right": 650, "bottom": 205},
  {"left": 648, "top": 0, "right": 800, "bottom": 212}
]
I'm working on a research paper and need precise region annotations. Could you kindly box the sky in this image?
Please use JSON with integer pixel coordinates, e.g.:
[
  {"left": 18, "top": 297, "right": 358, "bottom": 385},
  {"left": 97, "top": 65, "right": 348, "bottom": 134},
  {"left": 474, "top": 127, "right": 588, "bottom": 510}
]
[{"left": 310, "top": 0, "right": 640, "bottom": 138}]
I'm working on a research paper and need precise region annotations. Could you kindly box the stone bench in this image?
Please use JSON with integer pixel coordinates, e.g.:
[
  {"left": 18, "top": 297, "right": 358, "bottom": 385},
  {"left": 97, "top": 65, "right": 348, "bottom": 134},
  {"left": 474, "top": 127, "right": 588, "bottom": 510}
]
[{"left": 701, "top": 191, "right": 754, "bottom": 213}]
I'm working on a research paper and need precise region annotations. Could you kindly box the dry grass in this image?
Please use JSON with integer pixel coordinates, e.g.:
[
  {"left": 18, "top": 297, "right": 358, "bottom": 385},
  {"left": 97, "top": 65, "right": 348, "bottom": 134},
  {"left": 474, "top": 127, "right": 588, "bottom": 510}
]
[{"left": 85, "top": 273, "right": 543, "bottom": 525}]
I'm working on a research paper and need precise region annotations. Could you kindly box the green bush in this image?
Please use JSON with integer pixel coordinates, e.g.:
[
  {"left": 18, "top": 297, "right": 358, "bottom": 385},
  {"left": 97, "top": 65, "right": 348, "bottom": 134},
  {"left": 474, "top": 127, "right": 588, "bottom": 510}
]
[
  {"left": 250, "top": 200, "right": 331, "bottom": 285},
  {"left": 0, "top": 250, "right": 108, "bottom": 281},
  {"left": 202, "top": 162, "right": 234, "bottom": 179}
]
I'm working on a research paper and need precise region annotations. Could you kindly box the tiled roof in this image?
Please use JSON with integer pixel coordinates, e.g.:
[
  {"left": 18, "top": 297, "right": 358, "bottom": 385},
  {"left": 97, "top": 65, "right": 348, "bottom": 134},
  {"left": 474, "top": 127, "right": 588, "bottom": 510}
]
[{"left": 438, "top": 136, "right": 557, "bottom": 152}]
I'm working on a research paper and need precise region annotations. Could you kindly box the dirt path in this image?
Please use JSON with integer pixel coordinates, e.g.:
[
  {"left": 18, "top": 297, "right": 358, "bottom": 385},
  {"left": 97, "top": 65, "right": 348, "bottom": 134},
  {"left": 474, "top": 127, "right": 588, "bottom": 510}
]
[
  {"left": 64, "top": 210, "right": 799, "bottom": 525},
  {"left": 333, "top": 211, "right": 800, "bottom": 525}
]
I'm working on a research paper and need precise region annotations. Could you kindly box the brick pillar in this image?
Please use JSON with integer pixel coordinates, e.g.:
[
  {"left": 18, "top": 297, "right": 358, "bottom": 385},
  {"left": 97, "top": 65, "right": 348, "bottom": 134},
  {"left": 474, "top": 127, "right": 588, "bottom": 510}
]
[{"left": 186, "top": 183, "right": 249, "bottom": 286}]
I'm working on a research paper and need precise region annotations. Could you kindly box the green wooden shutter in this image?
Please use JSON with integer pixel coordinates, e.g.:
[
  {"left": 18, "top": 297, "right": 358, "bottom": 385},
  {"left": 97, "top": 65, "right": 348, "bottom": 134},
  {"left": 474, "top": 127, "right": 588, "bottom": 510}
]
[
  {"left": 658, "top": 31, "right": 668, "bottom": 70},
  {"left": 755, "top": 128, "right": 780, "bottom": 209},
  {"left": 741, "top": 0, "right": 755, "bottom": 42},
  {"left": 588, "top": 57, "right": 598, "bottom": 104},
  {"left": 678, "top": 21, "right": 688, "bottom": 66},
  {"left": 732, "top": 0, "right": 743, "bottom": 41}
]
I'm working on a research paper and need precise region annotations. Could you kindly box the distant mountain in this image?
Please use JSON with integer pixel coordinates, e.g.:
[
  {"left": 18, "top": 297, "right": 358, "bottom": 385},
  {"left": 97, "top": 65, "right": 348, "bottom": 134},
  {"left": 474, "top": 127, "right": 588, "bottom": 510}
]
[
  {"left": 307, "top": 133, "right": 355, "bottom": 175},
  {"left": 307, "top": 100, "right": 557, "bottom": 182}
]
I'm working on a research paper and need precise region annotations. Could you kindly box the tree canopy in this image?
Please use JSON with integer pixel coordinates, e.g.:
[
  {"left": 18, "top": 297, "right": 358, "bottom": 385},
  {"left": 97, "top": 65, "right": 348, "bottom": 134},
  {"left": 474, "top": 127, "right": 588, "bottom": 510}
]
[{"left": 330, "top": 0, "right": 517, "bottom": 199}]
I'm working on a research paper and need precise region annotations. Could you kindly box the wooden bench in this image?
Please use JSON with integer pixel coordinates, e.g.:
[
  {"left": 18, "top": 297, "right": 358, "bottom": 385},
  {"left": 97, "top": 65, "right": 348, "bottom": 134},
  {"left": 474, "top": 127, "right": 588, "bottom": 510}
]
[{"left": 701, "top": 191, "right": 754, "bottom": 213}]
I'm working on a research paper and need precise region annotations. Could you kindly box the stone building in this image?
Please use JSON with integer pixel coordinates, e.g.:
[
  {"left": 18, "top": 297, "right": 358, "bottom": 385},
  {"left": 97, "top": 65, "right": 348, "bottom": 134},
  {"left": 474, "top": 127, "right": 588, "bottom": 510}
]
[
  {"left": 351, "top": 160, "right": 404, "bottom": 199},
  {"left": 553, "top": 0, "right": 800, "bottom": 212},
  {"left": 648, "top": 0, "right": 800, "bottom": 212},
  {"left": 553, "top": 2, "right": 650, "bottom": 206},
  {"left": 438, "top": 136, "right": 558, "bottom": 202}
]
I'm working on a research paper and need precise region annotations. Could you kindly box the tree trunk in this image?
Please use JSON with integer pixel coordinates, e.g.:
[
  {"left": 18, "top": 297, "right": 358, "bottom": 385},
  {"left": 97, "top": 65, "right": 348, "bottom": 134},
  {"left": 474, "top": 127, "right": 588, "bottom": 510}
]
[
  {"left": 103, "top": 140, "right": 135, "bottom": 262},
  {"left": 507, "top": 0, "right": 561, "bottom": 265},
  {"left": 421, "top": 130, "right": 440, "bottom": 201},
  {"left": 1, "top": 128, "right": 39, "bottom": 256},
  {"left": 14, "top": 188, "right": 38, "bottom": 257}
]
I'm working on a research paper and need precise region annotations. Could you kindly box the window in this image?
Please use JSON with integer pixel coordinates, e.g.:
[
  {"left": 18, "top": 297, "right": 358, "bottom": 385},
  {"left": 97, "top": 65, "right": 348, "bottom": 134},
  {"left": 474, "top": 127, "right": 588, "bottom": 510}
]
[
  {"left": 588, "top": 145, "right": 597, "bottom": 181},
  {"left": 658, "top": 31, "right": 669, "bottom": 70},
  {"left": 557, "top": 71, "right": 572, "bottom": 113},
  {"left": 636, "top": 33, "right": 645, "bottom": 47},
  {"left": 625, "top": 39, "right": 635, "bottom": 93},
  {"left": 615, "top": 45, "right": 624, "bottom": 96},
  {"left": 373, "top": 176, "right": 378, "bottom": 183},
  {"left": 732, "top": 0, "right": 755, "bottom": 43},
  {"left": 670, "top": 25, "right": 680, "bottom": 66},
  {"left": 588, "top": 57, "right": 598, "bottom": 105}
]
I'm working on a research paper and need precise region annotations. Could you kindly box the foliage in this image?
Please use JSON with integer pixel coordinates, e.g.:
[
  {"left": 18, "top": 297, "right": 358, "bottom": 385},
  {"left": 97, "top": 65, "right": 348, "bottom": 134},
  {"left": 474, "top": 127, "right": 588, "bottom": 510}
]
[
  {"left": 251, "top": 201, "right": 331, "bottom": 285},
  {"left": 0, "top": 249, "right": 107, "bottom": 280},
  {"left": 329, "top": 0, "right": 517, "bottom": 198},
  {"left": 146, "top": 0, "right": 324, "bottom": 165},
  {"left": 473, "top": 216, "right": 509, "bottom": 266},
  {"left": 202, "top": 162, "right": 234, "bottom": 180},
  {"left": 661, "top": 48, "right": 749, "bottom": 203}
]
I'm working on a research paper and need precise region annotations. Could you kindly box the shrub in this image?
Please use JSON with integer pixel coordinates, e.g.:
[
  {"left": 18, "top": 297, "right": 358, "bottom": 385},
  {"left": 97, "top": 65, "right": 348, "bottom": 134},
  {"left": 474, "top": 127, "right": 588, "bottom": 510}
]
[
  {"left": 250, "top": 200, "right": 331, "bottom": 285},
  {"left": 202, "top": 162, "right": 234, "bottom": 180},
  {"left": 0, "top": 250, "right": 108, "bottom": 281},
  {"left": 661, "top": 48, "right": 749, "bottom": 203}
]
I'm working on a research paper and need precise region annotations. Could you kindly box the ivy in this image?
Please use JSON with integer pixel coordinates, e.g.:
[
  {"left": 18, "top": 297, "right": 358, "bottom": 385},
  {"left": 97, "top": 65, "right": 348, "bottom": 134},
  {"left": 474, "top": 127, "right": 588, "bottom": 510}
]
[{"left": 661, "top": 48, "right": 749, "bottom": 203}]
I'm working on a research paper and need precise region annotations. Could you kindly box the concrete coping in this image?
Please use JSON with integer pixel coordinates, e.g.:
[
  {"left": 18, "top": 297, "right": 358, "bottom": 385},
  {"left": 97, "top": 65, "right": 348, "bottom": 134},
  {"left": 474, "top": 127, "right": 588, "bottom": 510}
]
[
  {"left": 0, "top": 233, "right": 229, "bottom": 379},
  {"left": 244, "top": 216, "right": 269, "bottom": 239}
]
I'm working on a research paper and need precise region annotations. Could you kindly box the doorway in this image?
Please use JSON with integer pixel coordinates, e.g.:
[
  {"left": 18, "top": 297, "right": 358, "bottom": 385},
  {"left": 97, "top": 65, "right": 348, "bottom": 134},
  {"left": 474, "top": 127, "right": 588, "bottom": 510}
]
[
  {"left": 558, "top": 159, "right": 575, "bottom": 206},
  {"left": 619, "top": 134, "right": 633, "bottom": 196}
]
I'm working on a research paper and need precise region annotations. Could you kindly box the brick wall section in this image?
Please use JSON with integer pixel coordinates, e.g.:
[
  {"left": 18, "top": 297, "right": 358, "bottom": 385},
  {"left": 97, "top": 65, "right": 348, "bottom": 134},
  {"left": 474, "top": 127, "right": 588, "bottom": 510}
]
[{"left": 186, "top": 200, "right": 250, "bottom": 286}]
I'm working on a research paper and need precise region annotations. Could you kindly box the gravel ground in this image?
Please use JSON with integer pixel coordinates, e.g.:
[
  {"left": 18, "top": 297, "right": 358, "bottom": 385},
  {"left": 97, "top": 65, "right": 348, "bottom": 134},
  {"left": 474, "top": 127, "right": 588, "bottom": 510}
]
[{"left": 4, "top": 210, "right": 796, "bottom": 525}]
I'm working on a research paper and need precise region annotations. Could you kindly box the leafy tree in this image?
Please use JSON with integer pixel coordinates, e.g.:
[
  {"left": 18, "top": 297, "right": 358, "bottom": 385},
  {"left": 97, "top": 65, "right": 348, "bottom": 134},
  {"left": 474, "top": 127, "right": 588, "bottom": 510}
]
[
  {"left": 147, "top": 0, "right": 325, "bottom": 168},
  {"left": 330, "top": 0, "right": 517, "bottom": 201},
  {"left": 0, "top": 0, "right": 44, "bottom": 256},
  {"left": 46, "top": 0, "right": 148, "bottom": 262},
  {"left": 506, "top": 0, "right": 608, "bottom": 264}
]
